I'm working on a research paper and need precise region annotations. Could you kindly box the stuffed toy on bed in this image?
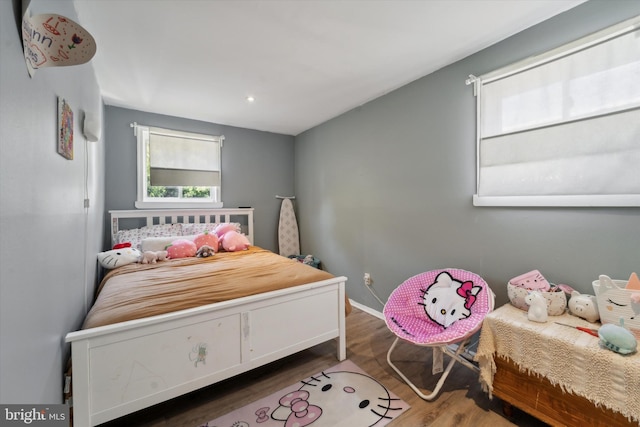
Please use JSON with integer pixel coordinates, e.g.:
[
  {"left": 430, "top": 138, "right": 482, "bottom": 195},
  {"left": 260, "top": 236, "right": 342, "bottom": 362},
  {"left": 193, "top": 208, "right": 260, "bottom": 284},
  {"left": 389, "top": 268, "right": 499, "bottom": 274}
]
[
  {"left": 140, "top": 250, "right": 169, "bottom": 264},
  {"left": 213, "top": 223, "right": 238, "bottom": 240},
  {"left": 193, "top": 231, "right": 219, "bottom": 253},
  {"left": 98, "top": 247, "right": 141, "bottom": 269},
  {"left": 221, "top": 230, "right": 250, "bottom": 252},
  {"left": 166, "top": 239, "right": 197, "bottom": 259},
  {"left": 196, "top": 245, "right": 216, "bottom": 258}
]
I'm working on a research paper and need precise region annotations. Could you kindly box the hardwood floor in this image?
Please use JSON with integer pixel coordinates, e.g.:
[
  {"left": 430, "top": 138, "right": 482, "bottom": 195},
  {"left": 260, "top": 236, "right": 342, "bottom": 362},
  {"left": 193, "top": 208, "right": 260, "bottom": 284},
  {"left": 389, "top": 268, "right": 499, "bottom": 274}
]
[{"left": 100, "top": 307, "right": 548, "bottom": 427}]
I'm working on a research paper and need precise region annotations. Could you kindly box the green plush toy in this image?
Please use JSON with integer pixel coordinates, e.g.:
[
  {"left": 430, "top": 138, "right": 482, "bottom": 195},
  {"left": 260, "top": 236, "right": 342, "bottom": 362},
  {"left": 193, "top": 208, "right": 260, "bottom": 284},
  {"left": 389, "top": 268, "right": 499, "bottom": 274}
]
[{"left": 598, "top": 318, "right": 637, "bottom": 355}]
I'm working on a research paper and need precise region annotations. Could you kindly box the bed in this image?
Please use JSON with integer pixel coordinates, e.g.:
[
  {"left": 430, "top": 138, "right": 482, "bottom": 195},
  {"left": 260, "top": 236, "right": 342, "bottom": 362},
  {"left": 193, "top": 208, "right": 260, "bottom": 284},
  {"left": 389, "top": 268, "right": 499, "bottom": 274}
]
[{"left": 65, "top": 208, "right": 348, "bottom": 427}]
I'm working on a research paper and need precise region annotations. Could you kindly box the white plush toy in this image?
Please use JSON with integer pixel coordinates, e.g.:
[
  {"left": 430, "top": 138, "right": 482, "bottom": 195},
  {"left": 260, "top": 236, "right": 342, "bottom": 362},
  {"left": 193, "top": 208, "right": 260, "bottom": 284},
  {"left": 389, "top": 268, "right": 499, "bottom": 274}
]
[
  {"left": 97, "top": 247, "right": 141, "bottom": 269},
  {"left": 141, "top": 251, "right": 158, "bottom": 264},
  {"left": 525, "top": 291, "right": 548, "bottom": 323},
  {"left": 568, "top": 291, "right": 600, "bottom": 323},
  {"left": 156, "top": 250, "right": 169, "bottom": 261},
  {"left": 140, "top": 250, "right": 169, "bottom": 264}
]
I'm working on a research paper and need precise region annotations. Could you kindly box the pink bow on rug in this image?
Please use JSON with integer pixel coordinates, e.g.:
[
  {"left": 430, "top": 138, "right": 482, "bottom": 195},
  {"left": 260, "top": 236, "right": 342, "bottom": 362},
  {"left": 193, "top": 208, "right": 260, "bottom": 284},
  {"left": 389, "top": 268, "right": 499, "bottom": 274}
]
[{"left": 278, "top": 390, "right": 323, "bottom": 427}]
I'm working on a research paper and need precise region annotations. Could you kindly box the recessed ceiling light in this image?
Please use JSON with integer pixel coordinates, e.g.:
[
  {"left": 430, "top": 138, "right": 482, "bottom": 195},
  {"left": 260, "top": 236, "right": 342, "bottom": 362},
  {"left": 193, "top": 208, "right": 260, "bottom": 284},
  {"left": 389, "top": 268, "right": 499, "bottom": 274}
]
[{"left": 246, "top": 96, "right": 255, "bottom": 103}]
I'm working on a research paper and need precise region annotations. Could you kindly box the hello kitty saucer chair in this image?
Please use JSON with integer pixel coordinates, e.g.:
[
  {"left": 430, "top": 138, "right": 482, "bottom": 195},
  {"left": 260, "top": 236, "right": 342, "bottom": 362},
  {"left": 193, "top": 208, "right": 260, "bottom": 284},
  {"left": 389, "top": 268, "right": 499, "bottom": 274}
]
[{"left": 384, "top": 268, "right": 495, "bottom": 400}]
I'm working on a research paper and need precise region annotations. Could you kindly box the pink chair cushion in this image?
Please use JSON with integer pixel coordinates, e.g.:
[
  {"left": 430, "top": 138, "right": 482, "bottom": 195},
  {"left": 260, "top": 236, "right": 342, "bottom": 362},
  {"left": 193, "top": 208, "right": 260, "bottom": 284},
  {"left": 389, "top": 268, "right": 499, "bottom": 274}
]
[{"left": 384, "top": 269, "right": 495, "bottom": 346}]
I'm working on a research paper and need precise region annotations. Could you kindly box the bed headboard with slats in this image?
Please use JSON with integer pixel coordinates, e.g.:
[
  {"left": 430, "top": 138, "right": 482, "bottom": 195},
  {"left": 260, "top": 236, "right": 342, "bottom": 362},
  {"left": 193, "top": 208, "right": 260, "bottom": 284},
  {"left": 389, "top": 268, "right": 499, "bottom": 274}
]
[{"left": 109, "top": 208, "right": 254, "bottom": 246}]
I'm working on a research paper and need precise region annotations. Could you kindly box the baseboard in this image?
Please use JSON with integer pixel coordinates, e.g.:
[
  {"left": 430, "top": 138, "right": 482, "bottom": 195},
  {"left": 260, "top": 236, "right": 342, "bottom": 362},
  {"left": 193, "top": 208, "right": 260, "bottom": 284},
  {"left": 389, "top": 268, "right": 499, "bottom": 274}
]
[{"left": 349, "top": 299, "right": 384, "bottom": 320}]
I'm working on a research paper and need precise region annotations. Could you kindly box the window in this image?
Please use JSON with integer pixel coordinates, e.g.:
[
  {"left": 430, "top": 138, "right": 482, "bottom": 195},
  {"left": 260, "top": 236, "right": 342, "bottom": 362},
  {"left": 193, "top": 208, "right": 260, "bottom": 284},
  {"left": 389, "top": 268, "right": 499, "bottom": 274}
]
[
  {"left": 467, "top": 16, "right": 640, "bottom": 207},
  {"left": 133, "top": 123, "right": 223, "bottom": 208}
]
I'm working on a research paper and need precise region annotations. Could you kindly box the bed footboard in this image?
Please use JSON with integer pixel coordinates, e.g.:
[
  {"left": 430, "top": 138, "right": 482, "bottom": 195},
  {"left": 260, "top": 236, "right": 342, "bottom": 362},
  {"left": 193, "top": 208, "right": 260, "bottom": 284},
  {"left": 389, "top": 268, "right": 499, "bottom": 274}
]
[{"left": 65, "top": 277, "right": 346, "bottom": 427}]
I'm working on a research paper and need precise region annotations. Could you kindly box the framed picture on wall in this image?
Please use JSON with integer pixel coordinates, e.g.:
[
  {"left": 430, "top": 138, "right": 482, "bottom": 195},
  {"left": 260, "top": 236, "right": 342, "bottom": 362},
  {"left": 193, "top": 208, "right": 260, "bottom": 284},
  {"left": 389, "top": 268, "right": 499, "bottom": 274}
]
[{"left": 57, "top": 97, "right": 73, "bottom": 160}]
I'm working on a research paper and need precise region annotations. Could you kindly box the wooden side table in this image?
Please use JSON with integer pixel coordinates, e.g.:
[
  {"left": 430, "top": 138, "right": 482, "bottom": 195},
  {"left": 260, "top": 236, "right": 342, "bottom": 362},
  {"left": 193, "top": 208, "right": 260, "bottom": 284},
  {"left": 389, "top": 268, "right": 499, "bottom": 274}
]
[{"left": 477, "top": 304, "right": 639, "bottom": 427}]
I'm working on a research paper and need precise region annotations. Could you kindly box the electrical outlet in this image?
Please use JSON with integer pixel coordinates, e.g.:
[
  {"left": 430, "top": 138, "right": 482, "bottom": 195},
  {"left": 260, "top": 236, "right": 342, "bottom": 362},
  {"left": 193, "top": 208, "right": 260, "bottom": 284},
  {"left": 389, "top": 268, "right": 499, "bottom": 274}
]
[{"left": 364, "top": 273, "right": 372, "bottom": 286}]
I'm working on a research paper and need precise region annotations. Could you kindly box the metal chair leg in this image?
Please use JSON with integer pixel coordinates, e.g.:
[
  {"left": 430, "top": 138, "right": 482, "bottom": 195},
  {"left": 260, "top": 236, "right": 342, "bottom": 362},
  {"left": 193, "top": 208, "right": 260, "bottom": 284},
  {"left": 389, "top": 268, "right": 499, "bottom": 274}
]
[{"left": 387, "top": 337, "right": 477, "bottom": 401}]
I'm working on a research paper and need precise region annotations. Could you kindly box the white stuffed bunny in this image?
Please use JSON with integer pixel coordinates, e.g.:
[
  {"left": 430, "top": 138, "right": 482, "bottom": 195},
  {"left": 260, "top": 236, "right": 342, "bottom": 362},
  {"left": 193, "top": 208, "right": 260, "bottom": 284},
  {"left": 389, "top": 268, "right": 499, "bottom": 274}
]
[{"left": 525, "top": 291, "right": 548, "bottom": 323}]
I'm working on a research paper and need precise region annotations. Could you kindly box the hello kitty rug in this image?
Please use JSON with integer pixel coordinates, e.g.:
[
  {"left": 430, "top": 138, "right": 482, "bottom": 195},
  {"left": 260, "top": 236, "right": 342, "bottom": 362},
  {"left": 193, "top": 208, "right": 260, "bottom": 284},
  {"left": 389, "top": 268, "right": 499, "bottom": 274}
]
[{"left": 197, "top": 360, "right": 410, "bottom": 427}]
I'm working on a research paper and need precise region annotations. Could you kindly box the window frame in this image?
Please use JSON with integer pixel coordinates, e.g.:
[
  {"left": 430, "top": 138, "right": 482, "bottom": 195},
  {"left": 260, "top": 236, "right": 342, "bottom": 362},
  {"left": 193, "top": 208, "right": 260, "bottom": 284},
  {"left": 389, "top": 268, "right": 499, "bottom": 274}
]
[
  {"left": 467, "top": 15, "right": 640, "bottom": 208},
  {"left": 133, "top": 123, "right": 224, "bottom": 209}
]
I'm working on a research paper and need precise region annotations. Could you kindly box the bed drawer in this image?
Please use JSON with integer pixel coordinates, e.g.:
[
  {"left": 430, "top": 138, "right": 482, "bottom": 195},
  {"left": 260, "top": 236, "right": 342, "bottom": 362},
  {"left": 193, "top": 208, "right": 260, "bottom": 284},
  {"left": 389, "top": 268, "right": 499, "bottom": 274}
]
[{"left": 89, "top": 313, "right": 242, "bottom": 414}]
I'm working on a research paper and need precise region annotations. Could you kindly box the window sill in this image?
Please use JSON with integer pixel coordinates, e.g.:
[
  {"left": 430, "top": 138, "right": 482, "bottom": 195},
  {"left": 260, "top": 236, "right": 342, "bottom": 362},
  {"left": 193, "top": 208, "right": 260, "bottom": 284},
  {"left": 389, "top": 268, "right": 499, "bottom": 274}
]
[
  {"left": 473, "top": 194, "right": 640, "bottom": 207},
  {"left": 135, "top": 201, "right": 224, "bottom": 209}
]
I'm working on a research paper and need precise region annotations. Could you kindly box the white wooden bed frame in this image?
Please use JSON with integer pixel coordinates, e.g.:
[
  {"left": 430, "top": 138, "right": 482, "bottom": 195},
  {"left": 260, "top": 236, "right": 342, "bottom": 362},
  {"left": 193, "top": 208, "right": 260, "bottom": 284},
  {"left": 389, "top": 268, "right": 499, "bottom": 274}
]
[{"left": 65, "top": 209, "right": 347, "bottom": 427}]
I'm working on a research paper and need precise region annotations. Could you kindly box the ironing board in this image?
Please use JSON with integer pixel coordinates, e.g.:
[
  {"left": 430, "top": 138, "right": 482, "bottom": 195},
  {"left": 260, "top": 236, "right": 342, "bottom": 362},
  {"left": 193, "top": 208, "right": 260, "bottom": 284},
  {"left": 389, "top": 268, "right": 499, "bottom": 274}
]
[{"left": 278, "top": 197, "right": 300, "bottom": 257}]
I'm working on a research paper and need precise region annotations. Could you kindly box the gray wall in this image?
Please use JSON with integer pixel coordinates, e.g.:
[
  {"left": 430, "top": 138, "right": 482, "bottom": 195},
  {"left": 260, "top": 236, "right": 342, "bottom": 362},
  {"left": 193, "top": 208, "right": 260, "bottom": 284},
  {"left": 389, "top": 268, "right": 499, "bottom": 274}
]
[
  {"left": 0, "top": 0, "right": 104, "bottom": 403},
  {"left": 2, "top": 0, "right": 638, "bottom": 408},
  {"left": 295, "top": 0, "right": 640, "bottom": 311},
  {"left": 104, "top": 106, "right": 295, "bottom": 252}
]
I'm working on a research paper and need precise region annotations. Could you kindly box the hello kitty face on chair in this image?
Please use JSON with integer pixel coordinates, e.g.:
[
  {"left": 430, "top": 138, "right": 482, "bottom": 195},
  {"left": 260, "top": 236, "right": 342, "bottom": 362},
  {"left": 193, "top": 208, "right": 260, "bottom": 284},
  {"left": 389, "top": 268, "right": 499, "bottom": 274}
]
[{"left": 419, "top": 271, "right": 482, "bottom": 328}]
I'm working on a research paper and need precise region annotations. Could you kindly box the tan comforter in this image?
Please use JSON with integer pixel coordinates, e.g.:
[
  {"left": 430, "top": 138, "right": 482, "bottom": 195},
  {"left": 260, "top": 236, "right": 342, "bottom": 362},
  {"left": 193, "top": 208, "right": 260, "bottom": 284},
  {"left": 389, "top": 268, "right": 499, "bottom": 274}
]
[{"left": 83, "top": 246, "right": 349, "bottom": 329}]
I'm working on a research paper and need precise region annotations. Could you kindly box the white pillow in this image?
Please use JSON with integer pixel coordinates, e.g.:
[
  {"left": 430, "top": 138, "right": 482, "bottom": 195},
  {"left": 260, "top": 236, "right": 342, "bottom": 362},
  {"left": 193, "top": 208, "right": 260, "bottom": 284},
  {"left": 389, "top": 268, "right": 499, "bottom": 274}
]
[
  {"left": 181, "top": 222, "right": 241, "bottom": 236},
  {"left": 116, "top": 223, "right": 183, "bottom": 250},
  {"left": 115, "top": 228, "right": 144, "bottom": 250},
  {"left": 140, "top": 223, "right": 183, "bottom": 236},
  {"left": 181, "top": 223, "right": 217, "bottom": 235}
]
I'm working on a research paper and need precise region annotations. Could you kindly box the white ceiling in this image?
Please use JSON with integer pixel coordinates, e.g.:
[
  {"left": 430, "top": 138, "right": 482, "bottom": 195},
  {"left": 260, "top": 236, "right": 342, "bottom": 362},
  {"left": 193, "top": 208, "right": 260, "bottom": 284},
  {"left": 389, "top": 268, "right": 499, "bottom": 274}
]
[{"left": 73, "top": 0, "right": 586, "bottom": 136}]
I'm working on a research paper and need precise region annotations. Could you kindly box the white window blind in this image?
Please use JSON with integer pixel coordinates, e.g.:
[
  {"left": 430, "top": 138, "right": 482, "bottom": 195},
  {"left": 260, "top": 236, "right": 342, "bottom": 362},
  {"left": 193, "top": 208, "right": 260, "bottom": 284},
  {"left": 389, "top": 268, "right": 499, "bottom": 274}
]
[
  {"left": 468, "top": 16, "right": 640, "bottom": 207},
  {"left": 133, "top": 123, "right": 224, "bottom": 208},
  {"left": 148, "top": 129, "right": 221, "bottom": 187}
]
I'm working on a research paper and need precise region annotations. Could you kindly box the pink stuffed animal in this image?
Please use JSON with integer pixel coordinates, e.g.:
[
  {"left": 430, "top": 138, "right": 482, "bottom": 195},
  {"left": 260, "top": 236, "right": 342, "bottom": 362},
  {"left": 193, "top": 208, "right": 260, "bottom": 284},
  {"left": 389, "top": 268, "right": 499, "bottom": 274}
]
[
  {"left": 193, "top": 231, "right": 219, "bottom": 252},
  {"left": 213, "top": 223, "right": 240, "bottom": 251},
  {"left": 214, "top": 223, "right": 238, "bottom": 239},
  {"left": 166, "top": 239, "right": 197, "bottom": 258},
  {"left": 221, "top": 231, "right": 250, "bottom": 252},
  {"left": 213, "top": 222, "right": 238, "bottom": 238}
]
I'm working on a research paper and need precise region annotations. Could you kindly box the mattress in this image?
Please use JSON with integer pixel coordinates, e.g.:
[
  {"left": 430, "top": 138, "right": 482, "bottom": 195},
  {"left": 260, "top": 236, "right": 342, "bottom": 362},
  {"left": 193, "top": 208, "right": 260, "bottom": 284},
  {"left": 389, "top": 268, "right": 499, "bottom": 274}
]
[{"left": 83, "top": 246, "right": 349, "bottom": 329}]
